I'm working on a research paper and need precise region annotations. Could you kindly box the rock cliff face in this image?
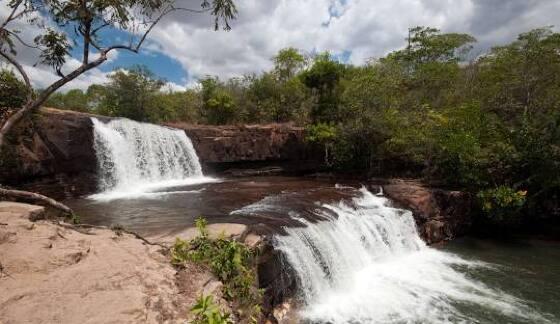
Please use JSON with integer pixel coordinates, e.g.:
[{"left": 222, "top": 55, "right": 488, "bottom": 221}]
[
  {"left": 0, "top": 108, "right": 314, "bottom": 196},
  {"left": 167, "top": 124, "right": 316, "bottom": 172},
  {"left": 0, "top": 108, "right": 100, "bottom": 197}
]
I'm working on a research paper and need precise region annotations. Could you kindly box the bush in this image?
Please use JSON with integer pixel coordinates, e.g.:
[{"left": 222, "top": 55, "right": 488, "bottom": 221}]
[
  {"left": 172, "top": 217, "right": 261, "bottom": 322},
  {"left": 477, "top": 186, "right": 527, "bottom": 224}
]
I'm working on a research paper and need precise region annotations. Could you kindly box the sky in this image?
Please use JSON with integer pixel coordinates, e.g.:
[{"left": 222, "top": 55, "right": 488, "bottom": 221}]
[{"left": 1, "top": 0, "right": 559, "bottom": 92}]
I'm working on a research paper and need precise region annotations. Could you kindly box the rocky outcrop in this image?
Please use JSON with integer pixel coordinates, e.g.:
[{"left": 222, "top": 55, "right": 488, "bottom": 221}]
[
  {"left": 0, "top": 108, "right": 100, "bottom": 196},
  {"left": 167, "top": 122, "right": 317, "bottom": 173},
  {"left": 382, "top": 179, "right": 474, "bottom": 244},
  {"left": 0, "top": 202, "right": 229, "bottom": 323},
  {"left": 1, "top": 108, "right": 316, "bottom": 197}
]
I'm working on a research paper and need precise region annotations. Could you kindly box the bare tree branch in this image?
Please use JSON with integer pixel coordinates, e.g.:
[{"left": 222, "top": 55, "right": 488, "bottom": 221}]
[
  {"left": 6, "top": 30, "right": 40, "bottom": 49},
  {"left": 0, "top": 0, "right": 24, "bottom": 31},
  {"left": 0, "top": 187, "right": 74, "bottom": 217}
]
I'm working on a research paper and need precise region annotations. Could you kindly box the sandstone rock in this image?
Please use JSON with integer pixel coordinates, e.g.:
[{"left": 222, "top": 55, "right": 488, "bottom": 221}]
[
  {"left": 382, "top": 179, "right": 473, "bottom": 244},
  {"left": 0, "top": 202, "right": 224, "bottom": 324},
  {"left": 167, "top": 122, "right": 316, "bottom": 171},
  {"left": 0, "top": 201, "right": 45, "bottom": 220},
  {"left": 152, "top": 222, "right": 249, "bottom": 246}
]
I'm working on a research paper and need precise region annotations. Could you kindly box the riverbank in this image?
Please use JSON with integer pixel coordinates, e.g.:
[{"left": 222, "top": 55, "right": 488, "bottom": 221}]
[{"left": 0, "top": 202, "right": 231, "bottom": 323}]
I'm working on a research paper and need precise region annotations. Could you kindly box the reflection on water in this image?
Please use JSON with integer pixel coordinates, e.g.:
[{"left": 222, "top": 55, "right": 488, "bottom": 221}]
[{"left": 65, "top": 176, "right": 350, "bottom": 236}]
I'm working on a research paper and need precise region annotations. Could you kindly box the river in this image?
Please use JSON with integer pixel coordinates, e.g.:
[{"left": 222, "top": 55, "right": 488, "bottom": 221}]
[{"left": 63, "top": 116, "right": 560, "bottom": 323}]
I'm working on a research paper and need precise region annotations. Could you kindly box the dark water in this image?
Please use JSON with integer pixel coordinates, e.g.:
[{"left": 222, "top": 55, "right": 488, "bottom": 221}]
[
  {"left": 64, "top": 176, "right": 356, "bottom": 237},
  {"left": 65, "top": 176, "right": 560, "bottom": 323},
  {"left": 442, "top": 238, "right": 560, "bottom": 323}
]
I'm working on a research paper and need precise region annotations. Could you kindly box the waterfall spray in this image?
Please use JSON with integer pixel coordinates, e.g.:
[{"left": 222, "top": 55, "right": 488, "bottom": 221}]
[{"left": 90, "top": 117, "right": 214, "bottom": 200}]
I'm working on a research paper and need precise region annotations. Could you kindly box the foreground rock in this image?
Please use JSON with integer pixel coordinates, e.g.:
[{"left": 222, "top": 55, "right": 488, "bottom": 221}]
[
  {"left": 0, "top": 202, "right": 226, "bottom": 324},
  {"left": 382, "top": 179, "right": 474, "bottom": 244}
]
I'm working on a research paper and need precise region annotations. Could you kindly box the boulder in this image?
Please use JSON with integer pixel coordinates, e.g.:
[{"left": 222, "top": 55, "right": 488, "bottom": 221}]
[{"left": 382, "top": 179, "right": 473, "bottom": 244}]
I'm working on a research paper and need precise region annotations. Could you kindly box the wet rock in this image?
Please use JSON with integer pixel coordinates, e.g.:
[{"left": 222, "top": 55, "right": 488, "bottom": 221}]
[{"left": 382, "top": 179, "right": 473, "bottom": 244}]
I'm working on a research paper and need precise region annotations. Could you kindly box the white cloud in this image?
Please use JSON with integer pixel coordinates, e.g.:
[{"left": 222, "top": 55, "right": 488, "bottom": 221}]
[
  {"left": 3, "top": 0, "right": 560, "bottom": 90},
  {"left": 148, "top": 0, "right": 560, "bottom": 82}
]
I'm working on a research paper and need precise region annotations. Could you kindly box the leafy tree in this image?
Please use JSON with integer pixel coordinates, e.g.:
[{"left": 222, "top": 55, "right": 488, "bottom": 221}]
[
  {"left": 300, "top": 52, "right": 346, "bottom": 123},
  {"left": 390, "top": 26, "right": 476, "bottom": 65},
  {"left": 306, "top": 122, "right": 337, "bottom": 165},
  {"left": 102, "top": 65, "right": 164, "bottom": 121},
  {"left": 273, "top": 47, "right": 306, "bottom": 82},
  {"left": 0, "top": 68, "right": 27, "bottom": 110},
  {"left": 205, "top": 89, "right": 236, "bottom": 125},
  {"left": 0, "top": 0, "right": 237, "bottom": 147},
  {"left": 46, "top": 88, "right": 89, "bottom": 112}
]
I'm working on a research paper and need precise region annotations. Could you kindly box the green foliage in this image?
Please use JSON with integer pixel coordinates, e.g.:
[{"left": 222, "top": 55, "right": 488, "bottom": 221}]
[
  {"left": 306, "top": 122, "right": 337, "bottom": 165},
  {"left": 205, "top": 90, "right": 237, "bottom": 125},
  {"left": 273, "top": 47, "right": 306, "bottom": 81},
  {"left": 478, "top": 186, "right": 527, "bottom": 224},
  {"left": 172, "top": 217, "right": 261, "bottom": 321},
  {"left": 300, "top": 52, "right": 346, "bottom": 123},
  {"left": 305, "top": 122, "right": 337, "bottom": 143},
  {"left": 102, "top": 65, "right": 165, "bottom": 121},
  {"left": 0, "top": 69, "right": 28, "bottom": 109},
  {"left": 191, "top": 295, "right": 231, "bottom": 324},
  {"left": 46, "top": 89, "right": 89, "bottom": 112}
]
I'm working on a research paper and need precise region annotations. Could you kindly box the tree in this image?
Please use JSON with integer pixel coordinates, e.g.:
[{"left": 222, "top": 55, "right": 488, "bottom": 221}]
[
  {"left": 0, "top": 0, "right": 237, "bottom": 147},
  {"left": 0, "top": 69, "right": 27, "bottom": 110},
  {"left": 273, "top": 47, "right": 306, "bottom": 82},
  {"left": 389, "top": 26, "right": 476, "bottom": 65},
  {"left": 102, "top": 65, "right": 164, "bottom": 121},
  {"left": 45, "top": 88, "right": 89, "bottom": 112},
  {"left": 0, "top": 0, "right": 237, "bottom": 214},
  {"left": 300, "top": 52, "right": 346, "bottom": 123}
]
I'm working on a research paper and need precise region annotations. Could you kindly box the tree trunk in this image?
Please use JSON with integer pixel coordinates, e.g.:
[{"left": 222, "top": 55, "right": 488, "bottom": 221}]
[{"left": 0, "top": 187, "right": 74, "bottom": 217}]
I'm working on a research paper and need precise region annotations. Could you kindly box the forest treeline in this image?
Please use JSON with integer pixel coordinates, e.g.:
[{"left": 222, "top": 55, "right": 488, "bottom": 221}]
[{"left": 2, "top": 26, "right": 559, "bottom": 226}]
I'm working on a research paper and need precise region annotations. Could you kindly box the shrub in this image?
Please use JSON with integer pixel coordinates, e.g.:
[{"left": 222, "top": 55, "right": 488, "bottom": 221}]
[
  {"left": 477, "top": 186, "right": 527, "bottom": 224},
  {"left": 172, "top": 217, "right": 262, "bottom": 322}
]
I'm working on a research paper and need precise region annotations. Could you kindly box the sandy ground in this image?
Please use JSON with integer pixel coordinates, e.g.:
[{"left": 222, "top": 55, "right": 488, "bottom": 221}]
[{"left": 0, "top": 202, "right": 224, "bottom": 324}]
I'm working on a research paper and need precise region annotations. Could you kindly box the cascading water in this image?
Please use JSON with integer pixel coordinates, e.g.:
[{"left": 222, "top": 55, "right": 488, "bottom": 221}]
[
  {"left": 273, "top": 187, "right": 552, "bottom": 324},
  {"left": 90, "top": 117, "right": 215, "bottom": 200}
]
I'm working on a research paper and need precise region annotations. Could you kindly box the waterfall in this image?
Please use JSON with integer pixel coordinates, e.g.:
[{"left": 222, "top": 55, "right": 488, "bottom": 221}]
[
  {"left": 274, "top": 187, "right": 550, "bottom": 324},
  {"left": 90, "top": 117, "right": 214, "bottom": 200}
]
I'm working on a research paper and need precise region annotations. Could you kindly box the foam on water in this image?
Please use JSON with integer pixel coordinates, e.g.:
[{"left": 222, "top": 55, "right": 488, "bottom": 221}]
[
  {"left": 274, "top": 187, "right": 551, "bottom": 323},
  {"left": 90, "top": 117, "right": 216, "bottom": 200}
]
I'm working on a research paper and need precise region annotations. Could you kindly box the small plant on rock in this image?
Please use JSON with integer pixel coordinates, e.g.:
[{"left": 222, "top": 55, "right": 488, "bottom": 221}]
[
  {"left": 172, "top": 216, "right": 262, "bottom": 323},
  {"left": 191, "top": 295, "right": 232, "bottom": 324}
]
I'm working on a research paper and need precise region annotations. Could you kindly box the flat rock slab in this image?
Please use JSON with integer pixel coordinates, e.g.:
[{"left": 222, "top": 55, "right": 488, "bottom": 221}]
[
  {"left": 152, "top": 223, "right": 249, "bottom": 246},
  {"left": 0, "top": 202, "right": 220, "bottom": 324}
]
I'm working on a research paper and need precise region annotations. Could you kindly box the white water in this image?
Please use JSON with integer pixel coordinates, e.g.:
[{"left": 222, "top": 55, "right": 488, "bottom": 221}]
[
  {"left": 274, "top": 188, "right": 550, "bottom": 323},
  {"left": 90, "top": 118, "right": 216, "bottom": 200}
]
